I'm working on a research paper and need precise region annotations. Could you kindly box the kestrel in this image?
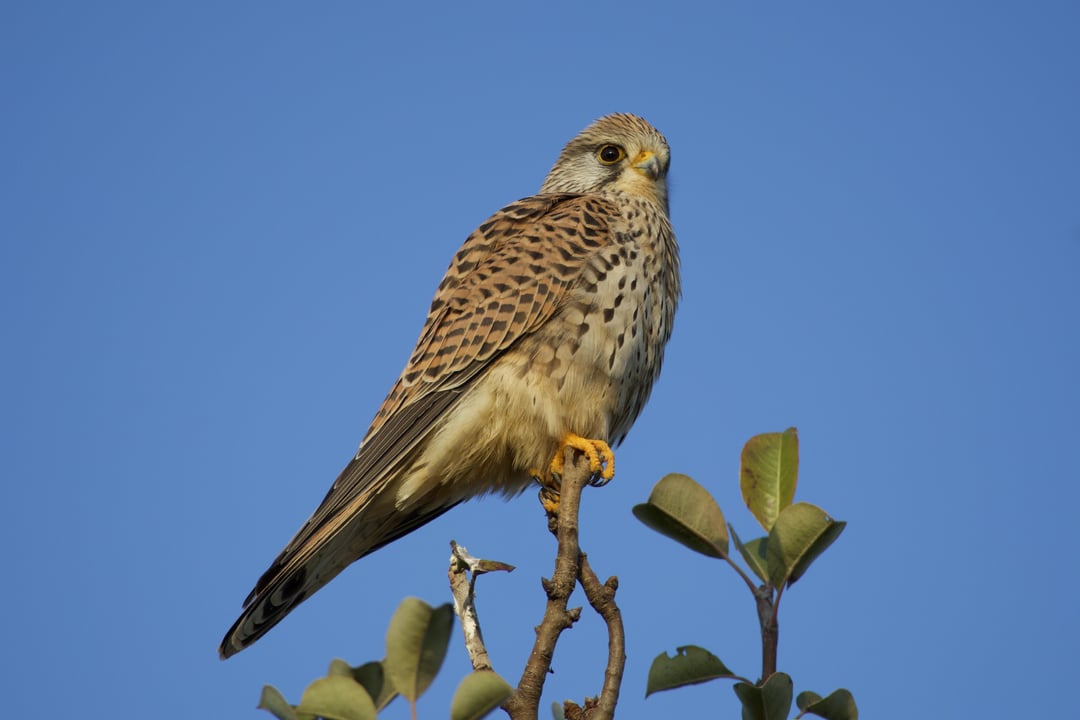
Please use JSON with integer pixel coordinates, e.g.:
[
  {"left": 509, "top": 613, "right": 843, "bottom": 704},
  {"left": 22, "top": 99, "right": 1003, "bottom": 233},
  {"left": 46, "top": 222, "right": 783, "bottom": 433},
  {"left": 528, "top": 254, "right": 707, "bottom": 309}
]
[{"left": 220, "top": 113, "right": 680, "bottom": 658}]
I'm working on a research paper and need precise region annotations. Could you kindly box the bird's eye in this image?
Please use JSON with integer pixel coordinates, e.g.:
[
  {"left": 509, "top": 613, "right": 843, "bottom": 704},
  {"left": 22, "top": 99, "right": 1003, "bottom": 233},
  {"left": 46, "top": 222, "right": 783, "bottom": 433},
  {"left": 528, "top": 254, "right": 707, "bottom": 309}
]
[{"left": 597, "top": 144, "right": 625, "bottom": 165}]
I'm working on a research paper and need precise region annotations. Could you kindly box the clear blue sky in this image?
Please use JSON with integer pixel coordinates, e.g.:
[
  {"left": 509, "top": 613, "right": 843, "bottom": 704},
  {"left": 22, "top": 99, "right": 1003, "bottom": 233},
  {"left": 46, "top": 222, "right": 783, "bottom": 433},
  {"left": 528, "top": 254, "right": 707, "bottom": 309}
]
[{"left": 3, "top": 2, "right": 1078, "bottom": 718}]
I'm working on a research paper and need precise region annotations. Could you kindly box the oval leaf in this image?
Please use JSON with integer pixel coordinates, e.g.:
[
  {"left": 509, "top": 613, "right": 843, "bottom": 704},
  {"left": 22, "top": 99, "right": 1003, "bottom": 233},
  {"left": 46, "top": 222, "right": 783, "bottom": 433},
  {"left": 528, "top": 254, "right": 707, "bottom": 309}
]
[
  {"left": 257, "top": 685, "right": 300, "bottom": 720},
  {"left": 296, "top": 675, "right": 376, "bottom": 720},
  {"left": 740, "top": 428, "right": 799, "bottom": 531},
  {"left": 789, "top": 518, "right": 845, "bottom": 586},
  {"left": 633, "top": 473, "right": 728, "bottom": 559},
  {"left": 766, "top": 503, "right": 845, "bottom": 588},
  {"left": 730, "top": 525, "right": 769, "bottom": 583},
  {"left": 645, "top": 645, "right": 737, "bottom": 696},
  {"left": 796, "top": 690, "right": 823, "bottom": 709},
  {"left": 384, "top": 598, "right": 454, "bottom": 702},
  {"left": 733, "top": 673, "right": 792, "bottom": 720},
  {"left": 350, "top": 660, "right": 397, "bottom": 711},
  {"left": 450, "top": 670, "right": 513, "bottom": 720},
  {"left": 761, "top": 672, "right": 794, "bottom": 719},
  {"left": 798, "top": 688, "right": 859, "bottom": 720},
  {"left": 733, "top": 682, "right": 764, "bottom": 720}
]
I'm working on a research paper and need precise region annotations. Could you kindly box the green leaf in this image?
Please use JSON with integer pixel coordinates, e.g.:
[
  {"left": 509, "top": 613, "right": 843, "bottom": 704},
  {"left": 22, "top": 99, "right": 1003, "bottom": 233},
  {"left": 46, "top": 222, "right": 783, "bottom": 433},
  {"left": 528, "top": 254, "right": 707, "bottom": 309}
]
[
  {"left": 633, "top": 473, "right": 729, "bottom": 559},
  {"left": 797, "top": 688, "right": 858, "bottom": 719},
  {"left": 730, "top": 525, "right": 769, "bottom": 583},
  {"left": 384, "top": 597, "right": 454, "bottom": 702},
  {"left": 327, "top": 658, "right": 353, "bottom": 677},
  {"left": 733, "top": 683, "right": 762, "bottom": 720},
  {"left": 733, "top": 673, "right": 793, "bottom": 720},
  {"left": 645, "top": 645, "right": 738, "bottom": 696},
  {"left": 350, "top": 660, "right": 397, "bottom": 711},
  {"left": 796, "top": 691, "right": 822, "bottom": 709},
  {"left": 766, "top": 503, "right": 846, "bottom": 589},
  {"left": 740, "top": 428, "right": 799, "bottom": 531},
  {"left": 257, "top": 685, "right": 300, "bottom": 720},
  {"left": 295, "top": 675, "right": 376, "bottom": 720},
  {"left": 551, "top": 701, "right": 566, "bottom": 719},
  {"left": 450, "top": 670, "right": 513, "bottom": 720}
]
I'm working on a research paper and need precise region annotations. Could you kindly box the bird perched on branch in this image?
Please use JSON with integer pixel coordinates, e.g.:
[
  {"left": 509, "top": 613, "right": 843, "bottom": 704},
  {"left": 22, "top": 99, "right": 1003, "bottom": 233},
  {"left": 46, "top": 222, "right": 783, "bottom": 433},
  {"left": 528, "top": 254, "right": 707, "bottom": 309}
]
[{"left": 220, "top": 113, "right": 681, "bottom": 658}]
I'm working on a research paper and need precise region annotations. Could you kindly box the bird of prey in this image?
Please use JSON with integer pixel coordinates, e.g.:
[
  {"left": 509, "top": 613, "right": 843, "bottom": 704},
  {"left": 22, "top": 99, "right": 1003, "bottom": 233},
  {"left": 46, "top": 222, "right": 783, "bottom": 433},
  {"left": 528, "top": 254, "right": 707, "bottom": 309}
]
[{"left": 219, "top": 113, "right": 680, "bottom": 659}]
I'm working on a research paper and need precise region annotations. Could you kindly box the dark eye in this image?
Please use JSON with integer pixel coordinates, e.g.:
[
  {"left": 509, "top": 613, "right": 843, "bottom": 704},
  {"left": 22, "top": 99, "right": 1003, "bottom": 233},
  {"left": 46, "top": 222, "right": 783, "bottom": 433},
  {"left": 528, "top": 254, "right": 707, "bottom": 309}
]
[{"left": 597, "top": 144, "right": 625, "bottom": 165}]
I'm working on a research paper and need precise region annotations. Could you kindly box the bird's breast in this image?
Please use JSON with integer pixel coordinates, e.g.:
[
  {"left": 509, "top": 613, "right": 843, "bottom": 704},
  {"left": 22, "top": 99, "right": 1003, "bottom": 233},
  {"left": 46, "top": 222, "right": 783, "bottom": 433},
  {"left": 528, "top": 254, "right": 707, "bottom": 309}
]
[
  {"left": 400, "top": 195, "right": 678, "bottom": 503},
  {"left": 509, "top": 196, "right": 678, "bottom": 450}
]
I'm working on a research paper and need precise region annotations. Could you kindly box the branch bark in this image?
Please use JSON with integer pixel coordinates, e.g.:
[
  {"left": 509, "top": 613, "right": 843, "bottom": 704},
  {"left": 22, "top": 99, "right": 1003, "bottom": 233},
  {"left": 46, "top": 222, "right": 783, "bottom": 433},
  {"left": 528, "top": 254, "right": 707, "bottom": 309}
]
[
  {"left": 754, "top": 584, "right": 778, "bottom": 682},
  {"left": 574, "top": 553, "right": 625, "bottom": 719},
  {"left": 503, "top": 448, "right": 588, "bottom": 720},
  {"left": 449, "top": 540, "right": 515, "bottom": 672},
  {"left": 502, "top": 448, "right": 626, "bottom": 720}
]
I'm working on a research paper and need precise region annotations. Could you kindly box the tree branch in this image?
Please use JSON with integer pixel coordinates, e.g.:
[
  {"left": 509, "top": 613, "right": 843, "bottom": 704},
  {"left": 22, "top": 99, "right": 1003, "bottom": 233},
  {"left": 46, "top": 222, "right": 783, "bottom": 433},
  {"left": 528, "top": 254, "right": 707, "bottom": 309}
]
[
  {"left": 573, "top": 553, "right": 625, "bottom": 720},
  {"left": 503, "top": 449, "right": 592, "bottom": 720},
  {"left": 449, "top": 540, "right": 516, "bottom": 672},
  {"left": 754, "top": 583, "right": 778, "bottom": 682}
]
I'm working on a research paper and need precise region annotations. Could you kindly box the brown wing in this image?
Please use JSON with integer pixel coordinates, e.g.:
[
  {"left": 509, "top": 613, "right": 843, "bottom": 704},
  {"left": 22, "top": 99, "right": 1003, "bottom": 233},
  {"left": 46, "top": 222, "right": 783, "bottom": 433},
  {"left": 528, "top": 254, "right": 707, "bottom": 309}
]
[
  {"left": 220, "top": 193, "right": 617, "bottom": 657},
  {"left": 369, "top": 192, "right": 617, "bottom": 431}
]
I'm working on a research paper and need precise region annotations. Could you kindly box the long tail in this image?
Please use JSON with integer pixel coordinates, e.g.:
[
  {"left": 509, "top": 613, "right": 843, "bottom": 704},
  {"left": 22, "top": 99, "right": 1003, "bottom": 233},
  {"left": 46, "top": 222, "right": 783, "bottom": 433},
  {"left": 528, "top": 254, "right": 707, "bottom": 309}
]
[
  {"left": 218, "top": 491, "right": 458, "bottom": 658},
  {"left": 219, "top": 377, "right": 470, "bottom": 658}
]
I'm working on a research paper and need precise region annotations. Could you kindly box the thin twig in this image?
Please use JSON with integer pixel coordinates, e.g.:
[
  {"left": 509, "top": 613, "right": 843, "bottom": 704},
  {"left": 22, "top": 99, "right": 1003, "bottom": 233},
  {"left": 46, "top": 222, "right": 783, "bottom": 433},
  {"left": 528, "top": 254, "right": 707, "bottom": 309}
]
[
  {"left": 449, "top": 540, "right": 516, "bottom": 672},
  {"left": 725, "top": 555, "right": 762, "bottom": 594},
  {"left": 575, "top": 553, "right": 625, "bottom": 720}
]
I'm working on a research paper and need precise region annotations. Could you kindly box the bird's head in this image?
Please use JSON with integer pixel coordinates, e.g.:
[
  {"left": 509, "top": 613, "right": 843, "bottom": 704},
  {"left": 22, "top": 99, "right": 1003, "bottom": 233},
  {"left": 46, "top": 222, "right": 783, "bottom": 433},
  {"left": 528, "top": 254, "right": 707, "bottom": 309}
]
[{"left": 540, "top": 113, "right": 670, "bottom": 210}]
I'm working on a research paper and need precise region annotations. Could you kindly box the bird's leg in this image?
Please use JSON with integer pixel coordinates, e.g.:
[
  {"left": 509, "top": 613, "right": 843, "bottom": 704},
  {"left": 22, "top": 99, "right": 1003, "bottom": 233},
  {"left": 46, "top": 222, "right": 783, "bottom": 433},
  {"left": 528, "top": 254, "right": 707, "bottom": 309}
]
[{"left": 533, "top": 433, "right": 617, "bottom": 516}]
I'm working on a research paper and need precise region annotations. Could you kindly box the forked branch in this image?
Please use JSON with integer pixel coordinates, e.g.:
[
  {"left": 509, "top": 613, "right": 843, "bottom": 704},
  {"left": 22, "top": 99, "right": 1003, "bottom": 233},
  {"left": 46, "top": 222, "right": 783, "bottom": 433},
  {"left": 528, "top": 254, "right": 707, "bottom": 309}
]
[
  {"left": 446, "top": 449, "right": 626, "bottom": 720},
  {"left": 504, "top": 449, "right": 625, "bottom": 720}
]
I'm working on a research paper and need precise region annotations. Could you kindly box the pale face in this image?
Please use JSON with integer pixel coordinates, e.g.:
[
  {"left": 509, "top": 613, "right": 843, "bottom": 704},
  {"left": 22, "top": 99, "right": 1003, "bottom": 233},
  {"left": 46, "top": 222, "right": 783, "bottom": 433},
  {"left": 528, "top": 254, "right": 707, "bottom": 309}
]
[{"left": 539, "top": 114, "right": 670, "bottom": 209}]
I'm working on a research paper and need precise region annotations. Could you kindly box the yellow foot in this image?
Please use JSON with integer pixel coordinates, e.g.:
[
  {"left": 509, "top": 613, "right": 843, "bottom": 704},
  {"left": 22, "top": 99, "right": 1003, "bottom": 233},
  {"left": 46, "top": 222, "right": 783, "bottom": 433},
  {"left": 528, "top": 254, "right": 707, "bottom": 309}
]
[
  {"left": 531, "top": 466, "right": 562, "bottom": 514},
  {"left": 549, "top": 433, "right": 616, "bottom": 486},
  {"left": 538, "top": 485, "right": 561, "bottom": 514},
  {"left": 534, "top": 434, "right": 616, "bottom": 518},
  {"left": 549, "top": 433, "right": 615, "bottom": 483}
]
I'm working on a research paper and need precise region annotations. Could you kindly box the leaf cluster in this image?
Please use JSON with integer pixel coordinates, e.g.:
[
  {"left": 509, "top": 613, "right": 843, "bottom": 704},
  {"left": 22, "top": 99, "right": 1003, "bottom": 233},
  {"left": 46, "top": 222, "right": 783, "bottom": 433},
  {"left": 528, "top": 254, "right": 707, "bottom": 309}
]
[
  {"left": 258, "top": 598, "right": 511, "bottom": 720},
  {"left": 633, "top": 428, "right": 857, "bottom": 719}
]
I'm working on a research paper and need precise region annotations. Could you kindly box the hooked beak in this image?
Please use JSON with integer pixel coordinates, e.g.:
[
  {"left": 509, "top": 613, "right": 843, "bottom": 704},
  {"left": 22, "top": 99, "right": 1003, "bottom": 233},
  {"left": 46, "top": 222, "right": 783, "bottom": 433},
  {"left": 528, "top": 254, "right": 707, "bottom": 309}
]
[{"left": 632, "top": 150, "right": 662, "bottom": 181}]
